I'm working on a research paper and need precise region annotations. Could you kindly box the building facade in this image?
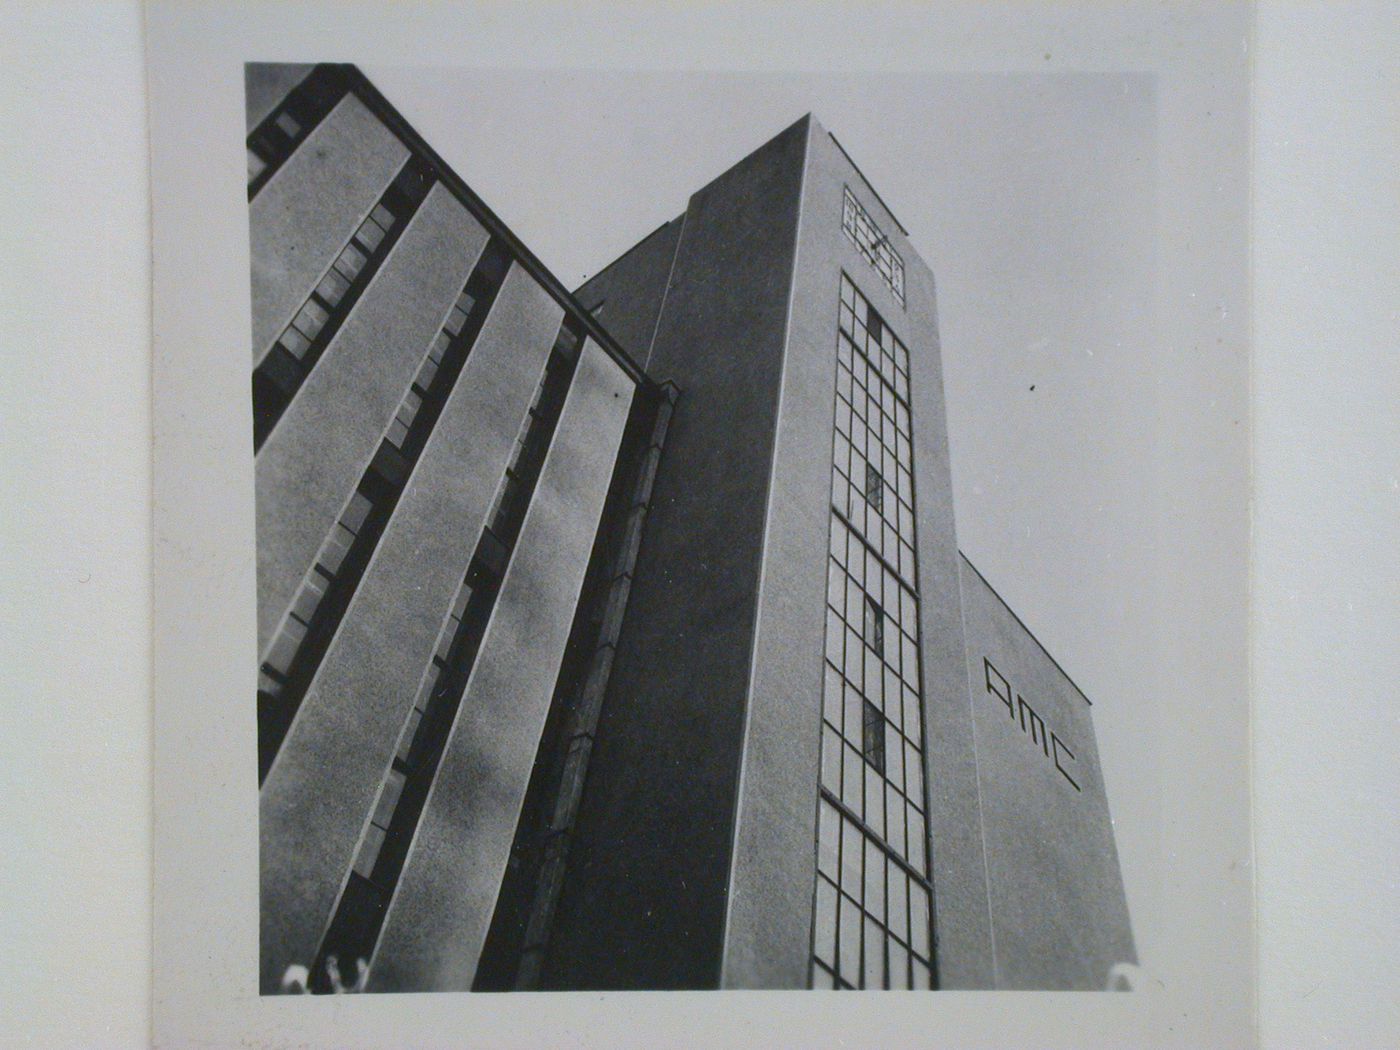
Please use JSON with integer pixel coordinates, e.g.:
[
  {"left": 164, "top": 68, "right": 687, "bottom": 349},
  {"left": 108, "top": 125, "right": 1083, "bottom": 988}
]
[{"left": 247, "top": 63, "right": 1134, "bottom": 995}]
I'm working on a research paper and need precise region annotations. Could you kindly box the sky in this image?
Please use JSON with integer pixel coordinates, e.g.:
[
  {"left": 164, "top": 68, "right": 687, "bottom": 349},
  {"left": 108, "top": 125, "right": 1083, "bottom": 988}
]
[{"left": 363, "top": 63, "right": 1238, "bottom": 980}]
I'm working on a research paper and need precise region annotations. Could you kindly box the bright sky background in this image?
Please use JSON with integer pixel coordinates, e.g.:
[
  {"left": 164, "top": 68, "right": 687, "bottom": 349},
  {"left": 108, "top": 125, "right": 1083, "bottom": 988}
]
[{"left": 364, "top": 63, "right": 1236, "bottom": 981}]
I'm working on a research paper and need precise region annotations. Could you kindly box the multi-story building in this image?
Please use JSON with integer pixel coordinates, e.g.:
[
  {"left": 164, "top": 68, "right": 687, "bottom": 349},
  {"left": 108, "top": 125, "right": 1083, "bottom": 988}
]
[{"left": 247, "top": 62, "right": 1134, "bottom": 995}]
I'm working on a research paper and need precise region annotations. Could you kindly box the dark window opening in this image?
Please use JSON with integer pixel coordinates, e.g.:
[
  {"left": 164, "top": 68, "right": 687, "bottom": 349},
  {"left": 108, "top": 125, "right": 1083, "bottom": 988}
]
[
  {"left": 863, "top": 595, "right": 884, "bottom": 657},
  {"left": 865, "top": 462, "right": 884, "bottom": 514},
  {"left": 252, "top": 155, "right": 435, "bottom": 452},
  {"left": 861, "top": 700, "right": 886, "bottom": 774}
]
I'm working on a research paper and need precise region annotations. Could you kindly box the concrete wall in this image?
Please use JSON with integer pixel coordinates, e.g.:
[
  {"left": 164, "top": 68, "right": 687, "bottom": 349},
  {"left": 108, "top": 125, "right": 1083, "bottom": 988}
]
[
  {"left": 544, "top": 117, "right": 810, "bottom": 990},
  {"left": 370, "top": 341, "right": 633, "bottom": 992},
  {"left": 254, "top": 183, "right": 487, "bottom": 660},
  {"left": 718, "top": 117, "right": 831, "bottom": 989},
  {"left": 258, "top": 265, "right": 563, "bottom": 992},
  {"left": 248, "top": 93, "right": 408, "bottom": 366},
  {"left": 958, "top": 555, "right": 1136, "bottom": 989}
]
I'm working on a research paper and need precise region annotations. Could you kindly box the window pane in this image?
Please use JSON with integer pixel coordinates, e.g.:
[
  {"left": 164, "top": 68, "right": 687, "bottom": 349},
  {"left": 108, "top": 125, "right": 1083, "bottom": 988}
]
[
  {"left": 886, "top": 785, "right": 906, "bottom": 860},
  {"left": 840, "top": 815, "right": 862, "bottom": 898},
  {"left": 864, "top": 764, "right": 884, "bottom": 838},
  {"left": 337, "top": 243, "right": 367, "bottom": 278},
  {"left": 443, "top": 305, "right": 468, "bottom": 336},
  {"left": 369, "top": 768, "right": 405, "bottom": 830},
  {"left": 818, "top": 800, "right": 839, "bottom": 878},
  {"left": 886, "top": 724, "right": 904, "bottom": 791},
  {"left": 292, "top": 299, "right": 328, "bottom": 340},
  {"left": 863, "top": 837, "right": 884, "bottom": 923},
  {"left": 823, "top": 665, "right": 843, "bottom": 727},
  {"left": 842, "top": 684, "right": 864, "bottom": 746},
  {"left": 863, "top": 916, "right": 884, "bottom": 989},
  {"left": 841, "top": 742, "right": 862, "bottom": 813},
  {"left": 911, "top": 957, "right": 932, "bottom": 990},
  {"left": 821, "top": 725, "right": 841, "bottom": 795},
  {"left": 814, "top": 876, "right": 838, "bottom": 965},
  {"left": 909, "top": 882, "right": 931, "bottom": 958},
  {"left": 861, "top": 699, "right": 885, "bottom": 773},
  {"left": 316, "top": 268, "right": 350, "bottom": 307},
  {"left": 278, "top": 326, "right": 311, "bottom": 360},
  {"left": 351, "top": 821, "right": 386, "bottom": 880},
  {"left": 839, "top": 893, "right": 861, "bottom": 982},
  {"left": 887, "top": 865, "right": 908, "bottom": 945},
  {"left": 355, "top": 216, "right": 385, "bottom": 250},
  {"left": 825, "top": 613, "right": 842, "bottom": 666},
  {"left": 888, "top": 939, "right": 910, "bottom": 990}
]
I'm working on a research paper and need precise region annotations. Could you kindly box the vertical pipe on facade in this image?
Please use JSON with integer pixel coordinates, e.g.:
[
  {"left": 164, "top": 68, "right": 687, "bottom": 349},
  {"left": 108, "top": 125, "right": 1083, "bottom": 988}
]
[{"left": 513, "top": 382, "right": 679, "bottom": 989}]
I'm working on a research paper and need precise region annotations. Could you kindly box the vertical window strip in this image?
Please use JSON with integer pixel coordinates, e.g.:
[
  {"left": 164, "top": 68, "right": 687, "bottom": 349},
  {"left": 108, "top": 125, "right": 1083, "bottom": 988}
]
[
  {"left": 811, "top": 274, "right": 935, "bottom": 990},
  {"left": 256, "top": 238, "right": 514, "bottom": 785},
  {"left": 247, "top": 65, "right": 353, "bottom": 200},
  {"left": 253, "top": 156, "right": 435, "bottom": 452},
  {"left": 306, "top": 314, "right": 589, "bottom": 991}
]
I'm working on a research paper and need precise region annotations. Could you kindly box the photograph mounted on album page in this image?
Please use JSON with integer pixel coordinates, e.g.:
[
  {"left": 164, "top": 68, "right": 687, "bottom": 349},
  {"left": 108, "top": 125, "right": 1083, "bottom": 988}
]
[{"left": 148, "top": 2, "right": 1253, "bottom": 1046}]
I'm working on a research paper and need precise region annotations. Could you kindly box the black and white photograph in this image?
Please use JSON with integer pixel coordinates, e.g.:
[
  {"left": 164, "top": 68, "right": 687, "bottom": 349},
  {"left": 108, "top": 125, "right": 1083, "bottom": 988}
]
[{"left": 246, "top": 61, "right": 1146, "bottom": 996}]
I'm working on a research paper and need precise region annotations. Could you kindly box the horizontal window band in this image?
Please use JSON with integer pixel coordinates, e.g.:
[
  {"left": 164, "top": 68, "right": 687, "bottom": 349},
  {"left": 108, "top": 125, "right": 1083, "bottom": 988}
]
[
  {"left": 256, "top": 238, "right": 514, "bottom": 786},
  {"left": 252, "top": 155, "right": 436, "bottom": 453}
]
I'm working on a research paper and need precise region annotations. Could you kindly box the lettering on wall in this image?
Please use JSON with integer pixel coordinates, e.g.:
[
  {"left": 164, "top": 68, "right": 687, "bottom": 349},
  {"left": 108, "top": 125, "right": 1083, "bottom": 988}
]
[{"left": 983, "top": 656, "right": 1081, "bottom": 792}]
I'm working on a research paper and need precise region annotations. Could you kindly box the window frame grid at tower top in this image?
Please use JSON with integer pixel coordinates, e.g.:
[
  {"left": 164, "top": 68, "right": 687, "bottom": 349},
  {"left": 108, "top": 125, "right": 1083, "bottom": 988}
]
[{"left": 841, "top": 186, "right": 906, "bottom": 306}]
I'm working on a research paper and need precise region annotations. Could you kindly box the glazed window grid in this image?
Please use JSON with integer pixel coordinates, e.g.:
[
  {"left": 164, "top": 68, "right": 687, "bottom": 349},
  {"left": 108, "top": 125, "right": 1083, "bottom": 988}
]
[
  {"left": 841, "top": 187, "right": 905, "bottom": 306},
  {"left": 812, "top": 273, "right": 934, "bottom": 990}
]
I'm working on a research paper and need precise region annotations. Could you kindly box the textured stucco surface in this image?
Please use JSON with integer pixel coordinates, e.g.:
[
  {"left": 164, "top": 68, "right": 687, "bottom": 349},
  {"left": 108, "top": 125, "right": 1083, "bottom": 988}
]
[
  {"left": 370, "top": 341, "right": 632, "bottom": 992},
  {"left": 718, "top": 117, "right": 830, "bottom": 989},
  {"left": 258, "top": 266, "right": 563, "bottom": 992},
  {"left": 254, "top": 183, "right": 487, "bottom": 660},
  {"left": 249, "top": 93, "right": 408, "bottom": 365},
  {"left": 958, "top": 555, "right": 1136, "bottom": 989}
]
